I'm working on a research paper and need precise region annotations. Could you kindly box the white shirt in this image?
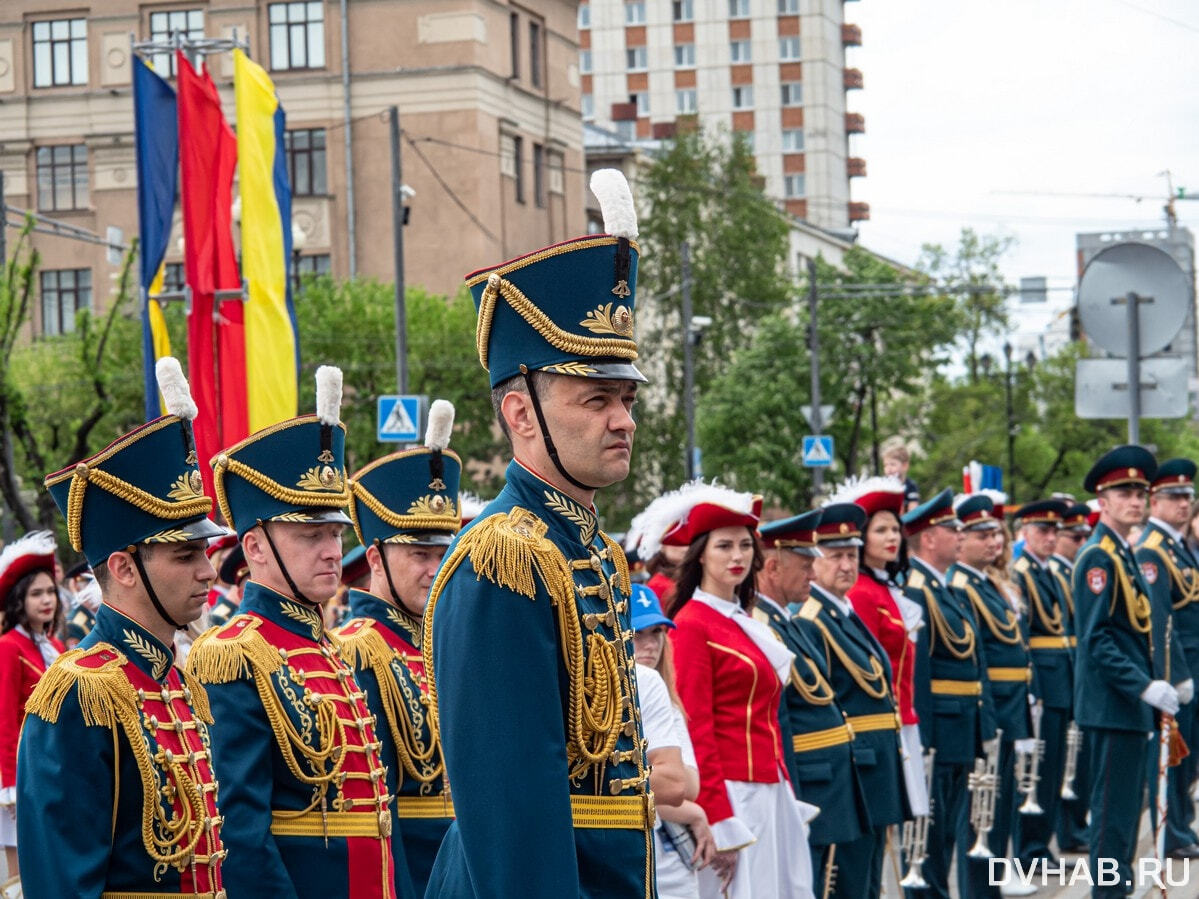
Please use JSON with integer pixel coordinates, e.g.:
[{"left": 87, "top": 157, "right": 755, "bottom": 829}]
[
  {"left": 636, "top": 664, "right": 682, "bottom": 753},
  {"left": 810, "top": 583, "right": 853, "bottom": 618},
  {"left": 1149, "top": 516, "right": 1186, "bottom": 545},
  {"left": 910, "top": 555, "right": 947, "bottom": 586},
  {"left": 689, "top": 589, "right": 794, "bottom": 683},
  {"left": 16, "top": 625, "right": 60, "bottom": 668}
]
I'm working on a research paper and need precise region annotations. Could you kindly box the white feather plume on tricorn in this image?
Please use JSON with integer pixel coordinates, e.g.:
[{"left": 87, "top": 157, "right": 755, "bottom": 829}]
[
  {"left": 825, "top": 474, "right": 904, "bottom": 508},
  {"left": 155, "top": 356, "right": 198, "bottom": 421},
  {"left": 589, "top": 169, "right": 638, "bottom": 240},
  {"left": 0, "top": 530, "right": 56, "bottom": 585},
  {"left": 425, "top": 399, "right": 455, "bottom": 451},
  {"left": 636, "top": 480, "right": 754, "bottom": 561},
  {"left": 315, "top": 365, "right": 343, "bottom": 426}
]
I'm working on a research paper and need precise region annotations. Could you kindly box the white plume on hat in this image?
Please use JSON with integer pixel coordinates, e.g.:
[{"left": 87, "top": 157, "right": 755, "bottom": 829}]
[
  {"left": 824, "top": 474, "right": 904, "bottom": 509},
  {"left": 459, "top": 492, "right": 489, "bottom": 521},
  {"left": 0, "top": 531, "right": 56, "bottom": 583},
  {"left": 979, "top": 488, "right": 1007, "bottom": 507},
  {"left": 155, "top": 356, "right": 198, "bottom": 421},
  {"left": 315, "top": 365, "right": 343, "bottom": 426},
  {"left": 425, "top": 399, "right": 455, "bottom": 451},
  {"left": 589, "top": 169, "right": 638, "bottom": 240},
  {"left": 635, "top": 480, "right": 754, "bottom": 560}
]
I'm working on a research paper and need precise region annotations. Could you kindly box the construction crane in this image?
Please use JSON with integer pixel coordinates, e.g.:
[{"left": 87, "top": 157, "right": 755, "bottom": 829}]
[{"left": 995, "top": 170, "right": 1199, "bottom": 228}]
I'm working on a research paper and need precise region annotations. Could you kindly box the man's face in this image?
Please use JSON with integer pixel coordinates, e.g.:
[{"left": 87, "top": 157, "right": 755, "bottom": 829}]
[
  {"left": 139, "top": 539, "right": 216, "bottom": 626},
  {"left": 919, "top": 523, "right": 961, "bottom": 569},
  {"left": 374, "top": 543, "right": 449, "bottom": 617},
  {"left": 1098, "top": 485, "right": 1147, "bottom": 531},
  {"left": 959, "top": 528, "right": 996, "bottom": 569},
  {"left": 247, "top": 521, "right": 345, "bottom": 604},
  {"left": 1056, "top": 529, "right": 1086, "bottom": 562},
  {"left": 812, "top": 545, "right": 858, "bottom": 597},
  {"left": 1022, "top": 523, "right": 1057, "bottom": 559},
  {"left": 1150, "top": 491, "right": 1192, "bottom": 530},
  {"left": 538, "top": 376, "right": 638, "bottom": 488},
  {"left": 765, "top": 549, "right": 816, "bottom": 605}
]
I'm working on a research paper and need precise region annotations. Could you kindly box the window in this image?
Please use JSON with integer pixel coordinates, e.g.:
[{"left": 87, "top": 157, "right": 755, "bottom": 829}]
[
  {"left": 284, "top": 129, "right": 327, "bottom": 196},
  {"left": 548, "top": 152, "right": 565, "bottom": 194},
  {"left": 148, "top": 10, "right": 204, "bottom": 76},
  {"left": 615, "top": 120, "right": 636, "bottom": 141},
  {"left": 778, "top": 0, "right": 799, "bottom": 12},
  {"left": 533, "top": 143, "right": 546, "bottom": 208},
  {"left": 676, "top": 88, "right": 697, "bottom": 113},
  {"left": 731, "top": 85, "right": 753, "bottom": 109},
  {"left": 738, "top": 131, "right": 755, "bottom": 153},
  {"left": 784, "top": 174, "right": 805, "bottom": 197},
  {"left": 41, "top": 269, "right": 91, "bottom": 336},
  {"left": 581, "top": 93, "right": 595, "bottom": 119},
  {"left": 729, "top": 0, "right": 750, "bottom": 18},
  {"left": 510, "top": 13, "right": 520, "bottom": 78},
  {"left": 579, "top": 50, "right": 592, "bottom": 74},
  {"left": 672, "top": 0, "right": 694, "bottom": 21},
  {"left": 36, "top": 145, "right": 88, "bottom": 211},
  {"left": 292, "top": 254, "right": 331, "bottom": 294},
  {"left": 674, "top": 43, "right": 695, "bottom": 68},
  {"left": 729, "top": 39, "right": 751, "bottom": 62},
  {"left": 578, "top": 3, "right": 591, "bottom": 28},
  {"left": 625, "top": 1, "right": 646, "bottom": 24},
  {"left": 782, "top": 128, "right": 804, "bottom": 151},
  {"left": 529, "top": 21, "right": 543, "bottom": 88},
  {"left": 32, "top": 18, "right": 88, "bottom": 87},
  {"left": 268, "top": 2, "right": 325, "bottom": 71},
  {"left": 781, "top": 81, "right": 803, "bottom": 106},
  {"left": 513, "top": 135, "right": 525, "bottom": 203},
  {"left": 631, "top": 92, "right": 649, "bottom": 116},
  {"left": 779, "top": 36, "right": 800, "bottom": 60},
  {"left": 626, "top": 46, "right": 647, "bottom": 71}
]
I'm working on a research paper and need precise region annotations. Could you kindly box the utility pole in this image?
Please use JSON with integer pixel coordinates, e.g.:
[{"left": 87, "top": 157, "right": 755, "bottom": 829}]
[
  {"left": 808, "top": 256, "right": 824, "bottom": 494},
  {"left": 1003, "top": 341, "right": 1015, "bottom": 496},
  {"left": 389, "top": 106, "right": 407, "bottom": 394},
  {"left": 681, "top": 241, "right": 697, "bottom": 481},
  {"left": 1126, "top": 292, "right": 1141, "bottom": 443}
]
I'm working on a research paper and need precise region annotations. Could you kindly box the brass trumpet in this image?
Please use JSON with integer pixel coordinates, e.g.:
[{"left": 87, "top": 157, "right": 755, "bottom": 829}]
[
  {"left": 1060, "top": 720, "right": 1082, "bottom": 801},
  {"left": 968, "top": 729, "right": 1003, "bottom": 859},
  {"left": 899, "top": 748, "right": 937, "bottom": 889},
  {"left": 1017, "top": 702, "right": 1045, "bottom": 815}
]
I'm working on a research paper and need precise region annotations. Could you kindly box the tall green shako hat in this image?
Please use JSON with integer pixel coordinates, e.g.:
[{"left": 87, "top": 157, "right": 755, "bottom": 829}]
[{"left": 466, "top": 169, "right": 647, "bottom": 491}]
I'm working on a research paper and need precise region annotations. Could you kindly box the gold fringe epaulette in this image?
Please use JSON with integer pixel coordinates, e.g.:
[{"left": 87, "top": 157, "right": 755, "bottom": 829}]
[
  {"left": 25, "top": 644, "right": 135, "bottom": 728},
  {"left": 186, "top": 615, "right": 283, "bottom": 684},
  {"left": 459, "top": 507, "right": 575, "bottom": 602},
  {"left": 334, "top": 619, "right": 392, "bottom": 670}
]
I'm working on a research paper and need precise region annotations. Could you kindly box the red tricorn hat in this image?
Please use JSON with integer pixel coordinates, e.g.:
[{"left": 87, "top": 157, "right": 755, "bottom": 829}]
[
  {"left": 0, "top": 531, "right": 57, "bottom": 602},
  {"left": 827, "top": 475, "right": 905, "bottom": 519},
  {"left": 639, "top": 482, "right": 762, "bottom": 559}
]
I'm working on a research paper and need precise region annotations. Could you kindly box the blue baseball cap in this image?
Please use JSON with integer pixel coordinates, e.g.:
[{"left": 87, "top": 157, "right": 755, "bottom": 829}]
[{"left": 630, "top": 583, "right": 675, "bottom": 632}]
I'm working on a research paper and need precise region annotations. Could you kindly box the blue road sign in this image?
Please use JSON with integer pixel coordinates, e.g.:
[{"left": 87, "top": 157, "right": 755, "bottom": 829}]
[
  {"left": 802, "top": 435, "right": 834, "bottom": 468},
  {"left": 377, "top": 395, "right": 421, "bottom": 443}
]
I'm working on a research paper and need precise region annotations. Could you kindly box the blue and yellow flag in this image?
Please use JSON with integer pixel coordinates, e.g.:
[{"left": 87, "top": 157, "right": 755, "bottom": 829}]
[
  {"left": 133, "top": 56, "right": 179, "bottom": 420},
  {"left": 233, "top": 48, "right": 299, "bottom": 429}
]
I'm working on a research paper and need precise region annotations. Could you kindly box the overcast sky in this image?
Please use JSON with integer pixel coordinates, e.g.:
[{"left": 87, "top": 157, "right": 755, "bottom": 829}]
[{"left": 849, "top": 0, "right": 1199, "bottom": 300}]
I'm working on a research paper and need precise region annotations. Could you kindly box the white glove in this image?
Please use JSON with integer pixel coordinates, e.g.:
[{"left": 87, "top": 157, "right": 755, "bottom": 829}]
[
  {"left": 981, "top": 737, "right": 999, "bottom": 756},
  {"left": 1178, "top": 679, "right": 1195, "bottom": 705},
  {"left": 1142, "top": 680, "right": 1181, "bottom": 715},
  {"left": 1029, "top": 699, "right": 1044, "bottom": 727},
  {"left": 1014, "top": 738, "right": 1037, "bottom": 756}
]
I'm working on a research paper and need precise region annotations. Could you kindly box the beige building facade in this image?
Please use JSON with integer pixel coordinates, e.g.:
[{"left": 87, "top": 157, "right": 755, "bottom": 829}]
[{"left": 0, "top": 0, "right": 587, "bottom": 336}]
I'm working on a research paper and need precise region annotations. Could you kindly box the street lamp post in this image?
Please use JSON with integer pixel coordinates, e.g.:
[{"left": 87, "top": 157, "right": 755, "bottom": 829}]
[{"left": 1003, "top": 340, "right": 1015, "bottom": 498}]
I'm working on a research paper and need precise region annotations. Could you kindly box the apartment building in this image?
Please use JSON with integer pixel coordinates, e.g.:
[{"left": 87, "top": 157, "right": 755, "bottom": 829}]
[
  {"left": 0, "top": 0, "right": 585, "bottom": 336},
  {"left": 579, "top": 0, "right": 866, "bottom": 232}
]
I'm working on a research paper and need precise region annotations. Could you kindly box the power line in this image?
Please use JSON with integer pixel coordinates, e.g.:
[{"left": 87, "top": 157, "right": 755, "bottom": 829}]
[{"left": 402, "top": 133, "right": 500, "bottom": 245}]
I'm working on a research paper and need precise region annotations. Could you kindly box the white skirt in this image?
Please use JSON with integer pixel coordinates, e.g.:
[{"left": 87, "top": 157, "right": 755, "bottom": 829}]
[
  {"left": 697, "top": 779, "right": 815, "bottom": 899},
  {"left": 0, "top": 804, "right": 15, "bottom": 849},
  {"left": 655, "top": 827, "right": 700, "bottom": 899}
]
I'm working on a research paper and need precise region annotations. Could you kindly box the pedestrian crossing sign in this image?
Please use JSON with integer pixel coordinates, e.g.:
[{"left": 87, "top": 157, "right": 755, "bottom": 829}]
[
  {"left": 802, "top": 435, "right": 833, "bottom": 468},
  {"left": 377, "top": 395, "right": 422, "bottom": 443}
]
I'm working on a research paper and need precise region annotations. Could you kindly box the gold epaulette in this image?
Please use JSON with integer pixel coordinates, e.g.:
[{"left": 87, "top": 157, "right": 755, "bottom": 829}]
[
  {"left": 752, "top": 607, "right": 771, "bottom": 626},
  {"left": 333, "top": 618, "right": 393, "bottom": 670},
  {"left": 1143, "top": 530, "right": 1164, "bottom": 550},
  {"left": 1099, "top": 535, "right": 1117, "bottom": 553},
  {"left": 798, "top": 598, "right": 822, "bottom": 621},
  {"left": 24, "top": 644, "right": 136, "bottom": 728},
  {"left": 451, "top": 507, "right": 574, "bottom": 602},
  {"left": 186, "top": 615, "right": 283, "bottom": 684},
  {"left": 951, "top": 571, "right": 969, "bottom": 589},
  {"left": 907, "top": 569, "right": 927, "bottom": 590},
  {"left": 1014, "top": 556, "right": 1030, "bottom": 573}
]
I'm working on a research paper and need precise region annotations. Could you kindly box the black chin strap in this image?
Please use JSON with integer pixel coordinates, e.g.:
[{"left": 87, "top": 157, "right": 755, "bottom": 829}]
[
  {"left": 259, "top": 520, "right": 318, "bottom": 607},
  {"left": 374, "top": 540, "right": 404, "bottom": 607},
  {"left": 130, "top": 547, "right": 187, "bottom": 631},
  {"left": 520, "top": 366, "right": 599, "bottom": 492}
]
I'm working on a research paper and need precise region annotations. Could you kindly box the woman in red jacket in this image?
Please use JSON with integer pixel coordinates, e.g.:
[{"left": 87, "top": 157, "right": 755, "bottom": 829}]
[
  {"left": 0, "top": 531, "right": 64, "bottom": 877},
  {"left": 642, "top": 483, "right": 815, "bottom": 899},
  {"left": 833, "top": 476, "right": 930, "bottom": 818}
]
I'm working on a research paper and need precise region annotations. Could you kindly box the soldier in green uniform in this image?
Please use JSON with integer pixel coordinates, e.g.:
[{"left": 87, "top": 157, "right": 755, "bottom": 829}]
[
  {"left": 19, "top": 357, "right": 228, "bottom": 897},
  {"left": 336, "top": 399, "right": 463, "bottom": 897},
  {"left": 1074, "top": 446, "right": 1184, "bottom": 897},
  {"left": 1136, "top": 458, "right": 1199, "bottom": 859},
  {"left": 1011, "top": 499, "right": 1073, "bottom": 868},
  {"left": 424, "top": 170, "right": 654, "bottom": 897}
]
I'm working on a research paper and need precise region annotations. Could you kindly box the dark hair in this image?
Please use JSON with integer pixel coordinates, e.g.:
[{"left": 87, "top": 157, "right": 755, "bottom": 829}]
[
  {"left": 667, "top": 527, "right": 764, "bottom": 617},
  {"left": 489, "top": 370, "right": 551, "bottom": 442},
  {"left": 645, "top": 551, "right": 679, "bottom": 580},
  {"left": 2, "top": 568, "right": 61, "bottom": 636},
  {"left": 860, "top": 509, "right": 909, "bottom": 582}
]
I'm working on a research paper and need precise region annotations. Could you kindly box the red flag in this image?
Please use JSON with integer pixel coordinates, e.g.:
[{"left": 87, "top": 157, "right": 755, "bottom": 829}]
[{"left": 177, "top": 52, "right": 248, "bottom": 502}]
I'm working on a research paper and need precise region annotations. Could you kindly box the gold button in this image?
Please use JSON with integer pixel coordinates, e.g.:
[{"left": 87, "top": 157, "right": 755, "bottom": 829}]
[{"left": 590, "top": 556, "right": 602, "bottom": 571}]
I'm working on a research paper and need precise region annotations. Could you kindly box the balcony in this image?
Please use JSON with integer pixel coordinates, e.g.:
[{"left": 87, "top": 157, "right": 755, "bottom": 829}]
[
  {"left": 652, "top": 121, "right": 678, "bottom": 140},
  {"left": 845, "top": 112, "right": 865, "bottom": 133},
  {"left": 611, "top": 102, "right": 638, "bottom": 121},
  {"left": 842, "top": 23, "right": 861, "bottom": 46},
  {"left": 848, "top": 201, "right": 870, "bottom": 222},
  {"left": 847, "top": 157, "right": 866, "bottom": 177},
  {"left": 843, "top": 67, "right": 863, "bottom": 90}
]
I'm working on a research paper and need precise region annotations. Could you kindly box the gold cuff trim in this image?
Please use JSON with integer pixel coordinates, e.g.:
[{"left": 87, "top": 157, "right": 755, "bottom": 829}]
[
  {"left": 930, "top": 679, "right": 983, "bottom": 696},
  {"left": 987, "top": 667, "right": 1032, "bottom": 683},
  {"left": 1029, "top": 636, "right": 1070, "bottom": 649},
  {"left": 845, "top": 712, "right": 901, "bottom": 732},
  {"left": 791, "top": 724, "right": 852, "bottom": 753},
  {"left": 394, "top": 794, "right": 455, "bottom": 819},
  {"left": 270, "top": 809, "right": 390, "bottom": 838},
  {"left": 570, "top": 793, "right": 655, "bottom": 830}
]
